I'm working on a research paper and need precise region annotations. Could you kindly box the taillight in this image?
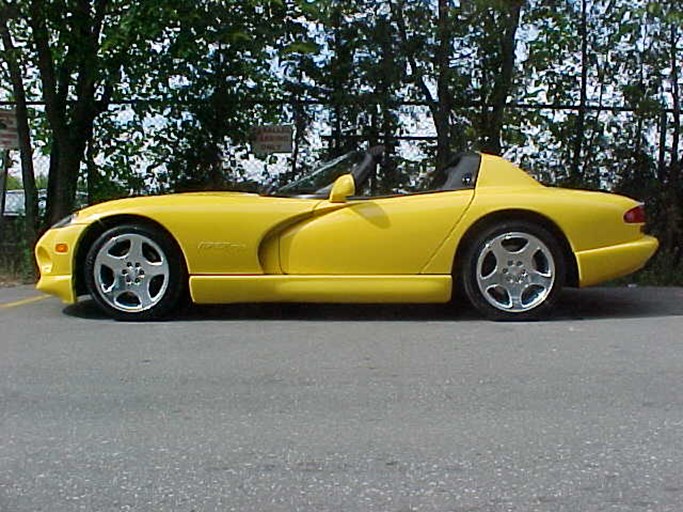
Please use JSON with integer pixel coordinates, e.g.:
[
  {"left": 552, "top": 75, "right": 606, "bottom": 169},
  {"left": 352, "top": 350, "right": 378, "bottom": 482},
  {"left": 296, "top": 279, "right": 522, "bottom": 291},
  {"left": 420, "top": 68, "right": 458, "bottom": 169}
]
[{"left": 624, "top": 204, "right": 646, "bottom": 224}]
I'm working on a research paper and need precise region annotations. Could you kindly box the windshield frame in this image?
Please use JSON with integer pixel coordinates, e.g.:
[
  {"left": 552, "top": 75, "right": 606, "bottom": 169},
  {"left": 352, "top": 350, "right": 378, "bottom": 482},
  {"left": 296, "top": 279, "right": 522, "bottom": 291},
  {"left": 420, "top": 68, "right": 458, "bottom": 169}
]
[{"left": 266, "top": 151, "right": 362, "bottom": 196}]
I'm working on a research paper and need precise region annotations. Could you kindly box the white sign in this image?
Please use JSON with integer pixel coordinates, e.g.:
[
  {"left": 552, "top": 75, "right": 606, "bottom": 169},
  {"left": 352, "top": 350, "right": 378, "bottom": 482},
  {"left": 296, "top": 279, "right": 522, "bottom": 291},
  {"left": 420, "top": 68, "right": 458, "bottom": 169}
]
[
  {"left": 252, "top": 125, "right": 293, "bottom": 155},
  {"left": 0, "top": 110, "right": 19, "bottom": 150}
]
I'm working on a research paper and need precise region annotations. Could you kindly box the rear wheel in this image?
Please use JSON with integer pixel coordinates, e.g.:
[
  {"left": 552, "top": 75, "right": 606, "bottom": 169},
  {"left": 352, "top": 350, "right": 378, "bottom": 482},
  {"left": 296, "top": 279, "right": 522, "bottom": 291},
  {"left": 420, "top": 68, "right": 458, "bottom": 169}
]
[
  {"left": 84, "top": 224, "right": 186, "bottom": 321},
  {"left": 461, "top": 221, "right": 565, "bottom": 320}
]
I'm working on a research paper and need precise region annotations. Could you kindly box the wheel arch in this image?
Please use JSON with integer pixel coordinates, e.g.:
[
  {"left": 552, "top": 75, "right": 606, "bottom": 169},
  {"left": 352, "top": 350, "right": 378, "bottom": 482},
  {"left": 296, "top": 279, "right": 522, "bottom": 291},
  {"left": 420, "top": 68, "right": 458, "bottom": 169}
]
[
  {"left": 74, "top": 214, "right": 187, "bottom": 297},
  {"left": 452, "top": 209, "right": 579, "bottom": 289}
]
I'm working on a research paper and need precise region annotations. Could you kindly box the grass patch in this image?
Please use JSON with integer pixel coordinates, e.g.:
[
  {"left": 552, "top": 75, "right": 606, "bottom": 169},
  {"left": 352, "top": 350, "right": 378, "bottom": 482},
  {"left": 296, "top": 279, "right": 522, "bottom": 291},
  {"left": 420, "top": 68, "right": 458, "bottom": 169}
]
[
  {"left": 0, "top": 219, "right": 37, "bottom": 286},
  {"left": 0, "top": 247, "right": 37, "bottom": 286}
]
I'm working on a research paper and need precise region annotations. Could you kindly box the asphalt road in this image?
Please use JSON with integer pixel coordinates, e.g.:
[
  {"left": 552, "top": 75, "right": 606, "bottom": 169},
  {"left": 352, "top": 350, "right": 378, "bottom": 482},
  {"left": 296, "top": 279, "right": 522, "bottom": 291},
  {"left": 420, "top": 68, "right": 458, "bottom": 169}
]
[{"left": 1, "top": 285, "right": 683, "bottom": 512}]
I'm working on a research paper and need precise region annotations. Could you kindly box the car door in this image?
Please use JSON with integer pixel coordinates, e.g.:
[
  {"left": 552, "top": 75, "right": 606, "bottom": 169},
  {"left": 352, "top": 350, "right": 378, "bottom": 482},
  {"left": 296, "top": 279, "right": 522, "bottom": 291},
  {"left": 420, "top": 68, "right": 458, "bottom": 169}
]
[{"left": 279, "top": 190, "right": 474, "bottom": 275}]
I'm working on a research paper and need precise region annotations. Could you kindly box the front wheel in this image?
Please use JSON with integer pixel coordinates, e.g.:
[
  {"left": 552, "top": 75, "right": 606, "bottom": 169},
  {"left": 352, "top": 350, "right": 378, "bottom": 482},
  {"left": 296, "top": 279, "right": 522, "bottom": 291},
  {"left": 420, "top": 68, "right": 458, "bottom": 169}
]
[
  {"left": 461, "top": 221, "right": 565, "bottom": 320},
  {"left": 84, "top": 224, "right": 186, "bottom": 321}
]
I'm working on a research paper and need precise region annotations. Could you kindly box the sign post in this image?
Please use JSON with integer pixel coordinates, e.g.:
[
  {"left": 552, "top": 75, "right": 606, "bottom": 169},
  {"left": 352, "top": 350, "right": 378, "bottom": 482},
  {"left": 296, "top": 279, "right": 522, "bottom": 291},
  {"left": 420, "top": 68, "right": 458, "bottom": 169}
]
[{"left": 0, "top": 150, "right": 7, "bottom": 220}]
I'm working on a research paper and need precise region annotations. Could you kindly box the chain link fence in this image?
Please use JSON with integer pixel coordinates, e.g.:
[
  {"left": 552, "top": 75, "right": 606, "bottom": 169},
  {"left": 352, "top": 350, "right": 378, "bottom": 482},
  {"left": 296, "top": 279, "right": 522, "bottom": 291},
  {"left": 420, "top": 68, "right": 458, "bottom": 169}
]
[
  {"left": 1, "top": 98, "right": 677, "bottom": 210},
  {"left": 1, "top": 98, "right": 678, "bottom": 281}
]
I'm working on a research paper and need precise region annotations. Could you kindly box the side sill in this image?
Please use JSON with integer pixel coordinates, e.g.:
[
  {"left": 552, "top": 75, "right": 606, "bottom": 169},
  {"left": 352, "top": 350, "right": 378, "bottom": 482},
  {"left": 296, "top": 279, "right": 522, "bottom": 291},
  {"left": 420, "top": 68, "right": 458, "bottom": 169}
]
[{"left": 189, "top": 275, "right": 452, "bottom": 304}]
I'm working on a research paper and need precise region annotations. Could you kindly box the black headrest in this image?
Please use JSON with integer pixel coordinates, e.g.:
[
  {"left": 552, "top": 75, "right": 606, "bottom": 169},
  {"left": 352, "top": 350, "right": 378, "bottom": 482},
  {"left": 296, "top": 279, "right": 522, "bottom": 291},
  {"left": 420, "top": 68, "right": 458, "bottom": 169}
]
[{"left": 440, "top": 152, "right": 481, "bottom": 190}]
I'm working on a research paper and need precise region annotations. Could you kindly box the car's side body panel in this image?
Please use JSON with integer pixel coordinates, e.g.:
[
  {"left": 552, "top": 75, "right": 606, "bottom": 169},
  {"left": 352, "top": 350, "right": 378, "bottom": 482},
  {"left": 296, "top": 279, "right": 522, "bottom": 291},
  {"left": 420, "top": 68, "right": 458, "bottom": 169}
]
[
  {"left": 279, "top": 190, "right": 474, "bottom": 275},
  {"left": 67, "top": 193, "right": 321, "bottom": 275}
]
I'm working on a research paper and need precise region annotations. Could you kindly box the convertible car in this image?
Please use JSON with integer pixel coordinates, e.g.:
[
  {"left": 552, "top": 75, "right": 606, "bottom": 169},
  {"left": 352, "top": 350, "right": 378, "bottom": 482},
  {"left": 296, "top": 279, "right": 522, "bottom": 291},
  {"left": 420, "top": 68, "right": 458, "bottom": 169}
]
[{"left": 35, "top": 148, "right": 658, "bottom": 321}]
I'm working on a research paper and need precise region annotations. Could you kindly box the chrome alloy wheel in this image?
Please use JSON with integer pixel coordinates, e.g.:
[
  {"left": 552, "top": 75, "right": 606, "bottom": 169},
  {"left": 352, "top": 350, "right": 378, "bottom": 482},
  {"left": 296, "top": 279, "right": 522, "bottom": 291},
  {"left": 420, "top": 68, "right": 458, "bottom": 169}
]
[
  {"left": 93, "top": 233, "right": 171, "bottom": 312},
  {"left": 475, "top": 231, "right": 556, "bottom": 313}
]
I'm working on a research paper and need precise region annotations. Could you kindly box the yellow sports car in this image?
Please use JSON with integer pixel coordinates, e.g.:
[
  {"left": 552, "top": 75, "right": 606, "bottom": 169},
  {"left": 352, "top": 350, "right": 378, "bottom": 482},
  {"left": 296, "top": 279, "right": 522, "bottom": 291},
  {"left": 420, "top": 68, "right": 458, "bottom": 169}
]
[{"left": 35, "top": 148, "right": 658, "bottom": 321}]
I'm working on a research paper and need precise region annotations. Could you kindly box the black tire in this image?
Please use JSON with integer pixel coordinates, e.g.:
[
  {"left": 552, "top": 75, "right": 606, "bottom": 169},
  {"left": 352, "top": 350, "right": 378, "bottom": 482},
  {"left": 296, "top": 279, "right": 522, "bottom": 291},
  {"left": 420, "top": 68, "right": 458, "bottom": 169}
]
[
  {"left": 84, "top": 224, "right": 186, "bottom": 321},
  {"left": 461, "top": 221, "right": 565, "bottom": 320}
]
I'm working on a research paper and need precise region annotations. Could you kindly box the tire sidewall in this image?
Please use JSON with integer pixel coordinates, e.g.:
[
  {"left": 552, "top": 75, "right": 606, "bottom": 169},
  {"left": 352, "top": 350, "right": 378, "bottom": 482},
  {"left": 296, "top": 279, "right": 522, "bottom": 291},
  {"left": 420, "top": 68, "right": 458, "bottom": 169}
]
[{"left": 84, "top": 224, "right": 186, "bottom": 321}]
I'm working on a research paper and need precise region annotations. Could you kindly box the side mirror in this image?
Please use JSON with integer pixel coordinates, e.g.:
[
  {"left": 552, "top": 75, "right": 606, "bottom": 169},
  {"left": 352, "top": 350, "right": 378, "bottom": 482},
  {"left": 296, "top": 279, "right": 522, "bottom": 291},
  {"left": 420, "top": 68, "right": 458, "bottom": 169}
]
[{"left": 329, "top": 174, "right": 355, "bottom": 203}]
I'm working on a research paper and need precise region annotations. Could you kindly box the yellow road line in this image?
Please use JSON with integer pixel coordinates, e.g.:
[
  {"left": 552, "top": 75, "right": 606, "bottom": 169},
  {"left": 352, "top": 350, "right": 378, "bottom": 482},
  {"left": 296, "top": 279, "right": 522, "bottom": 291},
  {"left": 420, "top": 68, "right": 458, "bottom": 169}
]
[{"left": 0, "top": 294, "right": 51, "bottom": 309}]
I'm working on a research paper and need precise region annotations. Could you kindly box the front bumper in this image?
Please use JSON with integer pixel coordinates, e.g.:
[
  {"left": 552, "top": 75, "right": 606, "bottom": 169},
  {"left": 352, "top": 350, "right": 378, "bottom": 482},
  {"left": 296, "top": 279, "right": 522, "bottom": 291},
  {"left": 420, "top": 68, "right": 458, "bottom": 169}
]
[
  {"left": 576, "top": 235, "right": 659, "bottom": 287},
  {"left": 34, "top": 223, "right": 88, "bottom": 304}
]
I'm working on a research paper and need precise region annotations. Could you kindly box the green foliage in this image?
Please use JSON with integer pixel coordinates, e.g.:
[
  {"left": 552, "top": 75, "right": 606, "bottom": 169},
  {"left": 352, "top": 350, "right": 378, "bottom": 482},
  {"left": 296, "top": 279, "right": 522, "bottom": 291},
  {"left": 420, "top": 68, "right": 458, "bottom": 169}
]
[
  {"left": 1, "top": 0, "right": 682, "bottom": 283},
  {"left": 613, "top": 251, "right": 683, "bottom": 287},
  {"left": 0, "top": 217, "right": 37, "bottom": 283},
  {"left": 2, "top": 174, "right": 47, "bottom": 190},
  {"left": 5, "top": 175, "right": 22, "bottom": 190}
]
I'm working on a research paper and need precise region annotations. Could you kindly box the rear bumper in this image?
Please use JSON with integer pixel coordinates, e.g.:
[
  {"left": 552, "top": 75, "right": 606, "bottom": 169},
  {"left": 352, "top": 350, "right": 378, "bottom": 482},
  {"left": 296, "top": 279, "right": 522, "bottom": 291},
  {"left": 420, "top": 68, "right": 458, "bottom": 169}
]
[{"left": 576, "top": 235, "right": 659, "bottom": 287}]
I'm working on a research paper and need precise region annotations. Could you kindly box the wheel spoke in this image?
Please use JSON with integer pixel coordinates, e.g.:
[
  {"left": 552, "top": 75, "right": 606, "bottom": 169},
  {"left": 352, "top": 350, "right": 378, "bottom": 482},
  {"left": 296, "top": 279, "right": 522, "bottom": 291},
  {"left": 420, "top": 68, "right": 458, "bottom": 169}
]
[
  {"left": 142, "top": 259, "right": 169, "bottom": 278},
  {"left": 529, "top": 268, "right": 553, "bottom": 288},
  {"left": 102, "top": 281, "right": 128, "bottom": 303},
  {"left": 126, "top": 236, "right": 147, "bottom": 264},
  {"left": 515, "top": 240, "right": 541, "bottom": 268},
  {"left": 488, "top": 238, "right": 512, "bottom": 263},
  {"left": 479, "top": 268, "right": 503, "bottom": 289},
  {"left": 135, "top": 285, "right": 155, "bottom": 309},
  {"left": 101, "top": 278, "right": 123, "bottom": 297},
  {"left": 508, "top": 284, "right": 525, "bottom": 310},
  {"left": 96, "top": 252, "right": 127, "bottom": 274}
]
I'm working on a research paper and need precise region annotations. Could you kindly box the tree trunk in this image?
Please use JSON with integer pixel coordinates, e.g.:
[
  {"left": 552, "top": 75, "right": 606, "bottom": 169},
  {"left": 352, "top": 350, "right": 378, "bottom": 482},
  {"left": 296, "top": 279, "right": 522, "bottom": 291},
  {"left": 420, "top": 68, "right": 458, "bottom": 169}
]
[
  {"left": 29, "top": 0, "right": 109, "bottom": 225},
  {"left": 391, "top": 0, "right": 452, "bottom": 172},
  {"left": 0, "top": 10, "right": 39, "bottom": 243},
  {"left": 46, "top": 142, "right": 82, "bottom": 223},
  {"left": 378, "top": 16, "right": 397, "bottom": 193},
  {"left": 657, "top": 110, "right": 668, "bottom": 184},
  {"left": 435, "top": 0, "right": 452, "bottom": 171},
  {"left": 670, "top": 25, "right": 680, "bottom": 183},
  {"left": 330, "top": 2, "right": 344, "bottom": 155},
  {"left": 481, "top": 0, "right": 523, "bottom": 156},
  {"left": 667, "top": 23, "right": 681, "bottom": 263},
  {"left": 570, "top": 0, "right": 589, "bottom": 185}
]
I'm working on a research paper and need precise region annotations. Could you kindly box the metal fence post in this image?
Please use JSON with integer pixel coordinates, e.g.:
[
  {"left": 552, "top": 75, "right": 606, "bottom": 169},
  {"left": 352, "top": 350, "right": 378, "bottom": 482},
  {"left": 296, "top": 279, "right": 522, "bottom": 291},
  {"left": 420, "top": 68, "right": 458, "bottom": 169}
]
[
  {"left": 658, "top": 109, "right": 668, "bottom": 184},
  {"left": 0, "top": 150, "right": 8, "bottom": 238}
]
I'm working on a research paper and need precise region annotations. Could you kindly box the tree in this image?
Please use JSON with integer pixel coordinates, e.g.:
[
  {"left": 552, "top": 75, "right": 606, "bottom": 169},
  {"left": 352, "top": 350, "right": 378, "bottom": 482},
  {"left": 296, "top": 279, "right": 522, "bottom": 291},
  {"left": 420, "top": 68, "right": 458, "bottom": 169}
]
[
  {"left": 391, "top": 0, "right": 458, "bottom": 171},
  {"left": 0, "top": 2, "right": 38, "bottom": 243},
  {"left": 27, "top": 0, "right": 115, "bottom": 224},
  {"left": 2, "top": 0, "right": 215, "bottom": 224},
  {"left": 468, "top": 0, "right": 525, "bottom": 155},
  {"left": 149, "top": 1, "right": 294, "bottom": 192}
]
